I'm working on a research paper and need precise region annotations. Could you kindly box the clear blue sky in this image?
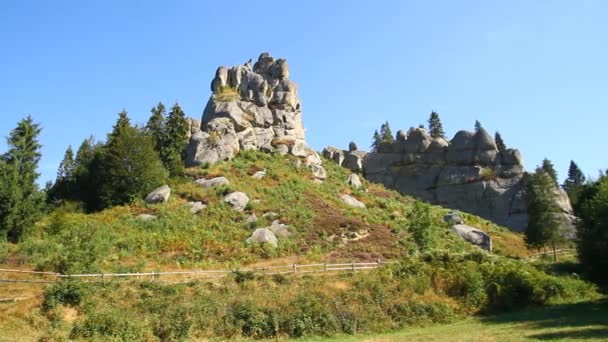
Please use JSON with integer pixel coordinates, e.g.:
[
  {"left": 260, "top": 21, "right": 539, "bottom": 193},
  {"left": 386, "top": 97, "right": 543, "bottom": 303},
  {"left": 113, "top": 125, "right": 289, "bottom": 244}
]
[{"left": 1, "top": 1, "right": 607, "bottom": 185}]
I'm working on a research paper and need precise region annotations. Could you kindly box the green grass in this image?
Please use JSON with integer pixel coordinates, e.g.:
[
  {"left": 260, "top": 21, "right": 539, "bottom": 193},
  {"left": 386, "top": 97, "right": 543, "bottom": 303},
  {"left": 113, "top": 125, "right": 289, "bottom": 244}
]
[{"left": 297, "top": 298, "right": 608, "bottom": 342}]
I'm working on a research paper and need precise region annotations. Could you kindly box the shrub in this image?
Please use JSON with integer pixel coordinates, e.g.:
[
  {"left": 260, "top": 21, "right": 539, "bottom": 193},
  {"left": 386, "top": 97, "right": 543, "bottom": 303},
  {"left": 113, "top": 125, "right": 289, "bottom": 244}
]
[
  {"left": 70, "top": 309, "right": 152, "bottom": 341},
  {"left": 42, "top": 280, "right": 88, "bottom": 311}
]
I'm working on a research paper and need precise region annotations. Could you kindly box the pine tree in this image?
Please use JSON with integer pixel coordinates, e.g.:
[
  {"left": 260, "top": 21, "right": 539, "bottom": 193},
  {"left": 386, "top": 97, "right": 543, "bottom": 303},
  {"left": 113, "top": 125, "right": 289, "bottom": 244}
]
[
  {"left": 495, "top": 131, "right": 506, "bottom": 151},
  {"left": 107, "top": 110, "right": 131, "bottom": 145},
  {"left": 427, "top": 111, "right": 445, "bottom": 138},
  {"left": 48, "top": 146, "right": 76, "bottom": 201},
  {"left": 0, "top": 116, "right": 43, "bottom": 242},
  {"left": 541, "top": 158, "right": 558, "bottom": 186},
  {"left": 562, "top": 160, "right": 586, "bottom": 207},
  {"left": 160, "top": 103, "right": 189, "bottom": 175},
  {"left": 525, "top": 168, "right": 564, "bottom": 259},
  {"left": 474, "top": 120, "right": 483, "bottom": 132},
  {"left": 380, "top": 122, "right": 394, "bottom": 143},
  {"left": 147, "top": 102, "right": 166, "bottom": 152},
  {"left": 371, "top": 130, "right": 381, "bottom": 151}
]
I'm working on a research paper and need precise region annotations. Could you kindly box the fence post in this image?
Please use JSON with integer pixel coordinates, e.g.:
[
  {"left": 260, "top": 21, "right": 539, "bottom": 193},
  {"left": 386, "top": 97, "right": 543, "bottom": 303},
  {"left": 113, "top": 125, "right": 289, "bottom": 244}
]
[
  {"left": 352, "top": 263, "right": 355, "bottom": 272},
  {"left": 324, "top": 263, "right": 327, "bottom": 272},
  {"left": 293, "top": 264, "right": 297, "bottom": 274}
]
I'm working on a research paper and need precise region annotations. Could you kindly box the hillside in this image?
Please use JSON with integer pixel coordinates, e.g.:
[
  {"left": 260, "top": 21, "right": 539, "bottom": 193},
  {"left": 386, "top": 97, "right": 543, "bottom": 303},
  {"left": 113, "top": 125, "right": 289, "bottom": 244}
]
[{"left": 0, "top": 150, "right": 600, "bottom": 341}]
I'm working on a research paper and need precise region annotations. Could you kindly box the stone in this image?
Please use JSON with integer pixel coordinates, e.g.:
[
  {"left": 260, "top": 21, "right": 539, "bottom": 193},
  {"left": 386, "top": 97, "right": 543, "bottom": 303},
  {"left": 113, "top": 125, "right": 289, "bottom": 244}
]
[
  {"left": 251, "top": 170, "right": 266, "bottom": 179},
  {"left": 224, "top": 192, "right": 250, "bottom": 211},
  {"left": 348, "top": 174, "right": 363, "bottom": 189},
  {"left": 195, "top": 177, "right": 230, "bottom": 188},
  {"left": 340, "top": 194, "right": 366, "bottom": 209},
  {"left": 262, "top": 212, "right": 279, "bottom": 219},
  {"left": 474, "top": 128, "right": 497, "bottom": 151},
  {"left": 245, "top": 213, "right": 258, "bottom": 223},
  {"left": 310, "top": 165, "right": 327, "bottom": 180},
  {"left": 343, "top": 150, "right": 367, "bottom": 172},
  {"left": 137, "top": 214, "right": 156, "bottom": 221},
  {"left": 268, "top": 220, "right": 291, "bottom": 238},
  {"left": 451, "top": 224, "right": 492, "bottom": 251},
  {"left": 396, "top": 130, "right": 407, "bottom": 141},
  {"left": 322, "top": 146, "right": 345, "bottom": 166},
  {"left": 348, "top": 141, "right": 358, "bottom": 152},
  {"left": 187, "top": 201, "right": 207, "bottom": 214},
  {"left": 211, "top": 66, "right": 228, "bottom": 93},
  {"left": 145, "top": 185, "right": 171, "bottom": 204},
  {"left": 246, "top": 228, "right": 278, "bottom": 247},
  {"left": 443, "top": 212, "right": 464, "bottom": 225},
  {"left": 500, "top": 149, "right": 523, "bottom": 166}
]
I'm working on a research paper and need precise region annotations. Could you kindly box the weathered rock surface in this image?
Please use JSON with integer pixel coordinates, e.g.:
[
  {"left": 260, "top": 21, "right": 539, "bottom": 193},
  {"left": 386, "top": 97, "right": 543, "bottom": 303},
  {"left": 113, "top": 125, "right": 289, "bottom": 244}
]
[
  {"left": 268, "top": 220, "right": 292, "bottom": 238},
  {"left": 187, "top": 201, "right": 207, "bottom": 214},
  {"left": 340, "top": 194, "right": 366, "bottom": 209},
  {"left": 246, "top": 228, "right": 278, "bottom": 247},
  {"left": 137, "top": 214, "right": 157, "bottom": 221},
  {"left": 145, "top": 185, "right": 171, "bottom": 204},
  {"left": 347, "top": 174, "right": 363, "bottom": 189},
  {"left": 325, "top": 127, "right": 575, "bottom": 233},
  {"left": 186, "top": 52, "right": 326, "bottom": 180},
  {"left": 451, "top": 224, "right": 492, "bottom": 251},
  {"left": 224, "top": 192, "right": 249, "bottom": 211},
  {"left": 443, "top": 212, "right": 464, "bottom": 225},
  {"left": 195, "top": 177, "right": 230, "bottom": 188},
  {"left": 251, "top": 170, "right": 266, "bottom": 179}
]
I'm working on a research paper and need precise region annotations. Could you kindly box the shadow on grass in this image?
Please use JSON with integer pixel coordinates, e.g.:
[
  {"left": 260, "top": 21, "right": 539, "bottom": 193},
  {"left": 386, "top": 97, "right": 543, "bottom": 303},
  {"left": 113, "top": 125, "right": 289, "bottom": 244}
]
[{"left": 481, "top": 298, "right": 608, "bottom": 340}]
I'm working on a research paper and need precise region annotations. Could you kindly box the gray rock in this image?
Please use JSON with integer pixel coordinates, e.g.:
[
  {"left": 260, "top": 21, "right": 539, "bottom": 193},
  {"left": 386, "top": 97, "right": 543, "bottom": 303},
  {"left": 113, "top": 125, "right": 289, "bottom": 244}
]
[
  {"left": 348, "top": 141, "right": 358, "bottom": 152},
  {"left": 443, "top": 212, "right": 464, "bottom": 225},
  {"left": 500, "top": 149, "right": 523, "bottom": 166},
  {"left": 137, "top": 214, "right": 157, "bottom": 221},
  {"left": 310, "top": 165, "right": 327, "bottom": 180},
  {"left": 268, "top": 220, "right": 292, "bottom": 238},
  {"left": 224, "top": 192, "right": 250, "bottom": 211},
  {"left": 251, "top": 170, "right": 266, "bottom": 179},
  {"left": 145, "top": 185, "right": 171, "bottom": 204},
  {"left": 348, "top": 174, "right": 363, "bottom": 189},
  {"left": 245, "top": 213, "right": 258, "bottom": 223},
  {"left": 322, "top": 146, "right": 345, "bottom": 166},
  {"left": 474, "top": 127, "right": 497, "bottom": 151},
  {"left": 187, "top": 201, "right": 207, "bottom": 214},
  {"left": 246, "top": 228, "right": 278, "bottom": 247},
  {"left": 195, "top": 177, "right": 230, "bottom": 188},
  {"left": 344, "top": 150, "right": 367, "bottom": 172},
  {"left": 451, "top": 224, "right": 492, "bottom": 251},
  {"left": 340, "top": 194, "right": 366, "bottom": 209},
  {"left": 396, "top": 130, "right": 407, "bottom": 141}
]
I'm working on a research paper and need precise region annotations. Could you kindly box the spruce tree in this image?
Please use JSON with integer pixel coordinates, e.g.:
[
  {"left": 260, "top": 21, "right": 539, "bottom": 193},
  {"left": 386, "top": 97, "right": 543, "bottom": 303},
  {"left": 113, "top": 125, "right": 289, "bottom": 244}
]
[
  {"left": 147, "top": 102, "right": 166, "bottom": 152},
  {"left": 48, "top": 146, "right": 76, "bottom": 201},
  {"left": 541, "top": 158, "right": 559, "bottom": 186},
  {"left": 474, "top": 120, "right": 483, "bottom": 132},
  {"left": 563, "top": 161, "right": 586, "bottom": 197},
  {"left": 525, "top": 168, "right": 563, "bottom": 259},
  {"left": 108, "top": 110, "right": 131, "bottom": 145},
  {"left": 161, "top": 103, "right": 189, "bottom": 175},
  {"left": 427, "top": 111, "right": 445, "bottom": 138},
  {"left": 98, "top": 113, "right": 167, "bottom": 208},
  {"left": 371, "top": 130, "right": 381, "bottom": 151},
  {"left": 495, "top": 131, "right": 506, "bottom": 151},
  {"left": 0, "top": 116, "right": 43, "bottom": 242},
  {"left": 380, "top": 122, "right": 394, "bottom": 143}
]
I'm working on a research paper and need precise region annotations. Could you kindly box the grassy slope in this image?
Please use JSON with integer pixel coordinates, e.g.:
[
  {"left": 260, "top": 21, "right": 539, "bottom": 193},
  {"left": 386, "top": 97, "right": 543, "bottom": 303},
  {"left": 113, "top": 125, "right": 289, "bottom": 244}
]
[{"left": 299, "top": 299, "right": 608, "bottom": 342}]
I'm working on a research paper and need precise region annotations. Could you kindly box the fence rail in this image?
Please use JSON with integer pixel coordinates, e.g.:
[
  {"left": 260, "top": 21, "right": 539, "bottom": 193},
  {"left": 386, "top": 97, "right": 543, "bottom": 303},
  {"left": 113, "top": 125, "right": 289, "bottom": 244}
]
[
  {"left": 0, "top": 261, "right": 387, "bottom": 285},
  {"left": 525, "top": 249, "right": 576, "bottom": 260}
]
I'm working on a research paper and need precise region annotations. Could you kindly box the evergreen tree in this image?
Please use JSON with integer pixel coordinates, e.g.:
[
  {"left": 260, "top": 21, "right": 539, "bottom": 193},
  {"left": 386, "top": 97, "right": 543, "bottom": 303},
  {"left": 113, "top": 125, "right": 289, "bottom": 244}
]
[
  {"left": 474, "top": 120, "right": 483, "bottom": 132},
  {"left": 371, "top": 130, "right": 381, "bottom": 151},
  {"left": 525, "top": 168, "right": 564, "bottom": 259},
  {"left": 562, "top": 160, "right": 586, "bottom": 206},
  {"left": 160, "top": 103, "right": 189, "bottom": 175},
  {"left": 427, "top": 111, "right": 445, "bottom": 138},
  {"left": 380, "top": 122, "right": 394, "bottom": 143},
  {"left": 495, "top": 131, "right": 506, "bottom": 151},
  {"left": 575, "top": 174, "right": 608, "bottom": 285},
  {"left": 107, "top": 110, "right": 131, "bottom": 145},
  {"left": 0, "top": 116, "right": 43, "bottom": 242},
  {"left": 48, "top": 146, "right": 76, "bottom": 201},
  {"left": 541, "top": 158, "right": 559, "bottom": 186},
  {"left": 98, "top": 113, "right": 167, "bottom": 208},
  {"left": 146, "top": 102, "right": 166, "bottom": 151}
]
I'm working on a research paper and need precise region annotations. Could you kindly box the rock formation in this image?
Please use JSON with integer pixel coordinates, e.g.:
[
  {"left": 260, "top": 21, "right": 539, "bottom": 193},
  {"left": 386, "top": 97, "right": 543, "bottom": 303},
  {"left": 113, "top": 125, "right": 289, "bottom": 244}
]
[
  {"left": 325, "top": 127, "right": 575, "bottom": 233},
  {"left": 186, "top": 53, "right": 326, "bottom": 180}
]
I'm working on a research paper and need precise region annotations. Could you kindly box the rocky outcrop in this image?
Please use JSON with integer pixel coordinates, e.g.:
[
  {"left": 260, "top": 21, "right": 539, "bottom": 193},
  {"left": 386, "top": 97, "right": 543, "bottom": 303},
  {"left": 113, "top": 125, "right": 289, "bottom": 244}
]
[
  {"left": 451, "top": 224, "right": 492, "bottom": 251},
  {"left": 145, "top": 185, "right": 171, "bottom": 204},
  {"left": 325, "top": 127, "right": 567, "bottom": 232},
  {"left": 186, "top": 53, "right": 326, "bottom": 180}
]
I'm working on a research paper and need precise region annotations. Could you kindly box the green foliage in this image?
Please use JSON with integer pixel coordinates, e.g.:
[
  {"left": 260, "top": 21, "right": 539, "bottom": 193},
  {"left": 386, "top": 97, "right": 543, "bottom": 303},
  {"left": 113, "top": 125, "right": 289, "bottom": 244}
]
[
  {"left": 427, "top": 111, "right": 445, "bottom": 138},
  {"left": 146, "top": 102, "right": 166, "bottom": 152},
  {"left": 474, "top": 120, "right": 483, "bottom": 132},
  {"left": 541, "top": 158, "right": 559, "bottom": 186},
  {"left": 494, "top": 131, "right": 506, "bottom": 151},
  {"left": 98, "top": 113, "right": 167, "bottom": 208},
  {"left": 48, "top": 146, "right": 75, "bottom": 202},
  {"left": 576, "top": 175, "right": 608, "bottom": 286},
  {"left": 562, "top": 160, "right": 586, "bottom": 206},
  {"left": 371, "top": 122, "right": 394, "bottom": 151},
  {"left": 525, "top": 169, "right": 564, "bottom": 250},
  {"left": 42, "top": 280, "right": 88, "bottom": 311},
  {"left": 159, "top": 103, "right": 189, "bottom": 175},
  {"left": 407, "top": 201, "right": 440, "bottom": 251},
  {"left": 0, "top": 116, "right": 44, "bottom": 242}
]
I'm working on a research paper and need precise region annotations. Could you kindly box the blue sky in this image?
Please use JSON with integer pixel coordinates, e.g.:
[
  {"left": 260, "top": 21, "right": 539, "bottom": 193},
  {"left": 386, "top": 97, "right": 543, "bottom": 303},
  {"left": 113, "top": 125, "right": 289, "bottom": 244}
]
[{"left": 1, "top": 1, "right": 606, "bottom": 185}]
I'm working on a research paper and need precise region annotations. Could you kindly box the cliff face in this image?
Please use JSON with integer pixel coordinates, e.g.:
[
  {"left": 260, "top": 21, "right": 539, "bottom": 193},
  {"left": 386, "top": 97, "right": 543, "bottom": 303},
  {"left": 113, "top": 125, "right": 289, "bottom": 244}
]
[
  {"left": 325, "top": 127, "right": 575, "bottom": 233},
  {"left": 185, "top": 53, "right": 326, "bottom": 180}
]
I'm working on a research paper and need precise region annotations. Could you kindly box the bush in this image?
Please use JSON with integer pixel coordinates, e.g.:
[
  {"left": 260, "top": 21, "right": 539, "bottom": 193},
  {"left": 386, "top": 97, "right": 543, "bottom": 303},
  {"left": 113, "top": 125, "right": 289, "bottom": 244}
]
[
  {"left": 42, "top": 280, "right": 88, "bottom": 311},
  {"left": 70, "top": 309, "right": 152, "bottom": 341}
]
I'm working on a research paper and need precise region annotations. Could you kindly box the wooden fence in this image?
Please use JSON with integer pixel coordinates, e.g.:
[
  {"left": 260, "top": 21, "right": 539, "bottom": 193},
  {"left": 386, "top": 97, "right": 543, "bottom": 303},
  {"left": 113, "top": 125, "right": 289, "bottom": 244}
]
[
  {"left": 524, "top": 249, "right": 576, "bottom": 260},
  {"left": 0, "top": 261, "right": 387, "bottom": 285}
]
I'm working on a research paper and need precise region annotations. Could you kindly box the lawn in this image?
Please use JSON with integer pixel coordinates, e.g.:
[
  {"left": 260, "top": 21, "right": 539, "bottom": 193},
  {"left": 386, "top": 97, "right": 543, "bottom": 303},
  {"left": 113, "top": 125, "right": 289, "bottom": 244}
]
[{"left": 297, "top": 299, "right": 608, "bottom": 342}]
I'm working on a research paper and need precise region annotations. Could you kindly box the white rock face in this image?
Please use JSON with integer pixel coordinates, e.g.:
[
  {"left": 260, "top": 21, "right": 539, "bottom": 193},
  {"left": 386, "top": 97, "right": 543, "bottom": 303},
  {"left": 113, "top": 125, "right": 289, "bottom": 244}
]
[
  {"left": 224, "top": 192, "right": 250, "bottom": 211},
  {"left": 195, "top": 177, "right": 230, "bottom": 188},
  {"left": 246, "top": 228, "right": 278, "bottom": 247},
  {"left": 339, "top": 194, "right": 366, "bottom": 209},
  {"left": 145, "top": 185, "right": 171, "bottom": 204}
]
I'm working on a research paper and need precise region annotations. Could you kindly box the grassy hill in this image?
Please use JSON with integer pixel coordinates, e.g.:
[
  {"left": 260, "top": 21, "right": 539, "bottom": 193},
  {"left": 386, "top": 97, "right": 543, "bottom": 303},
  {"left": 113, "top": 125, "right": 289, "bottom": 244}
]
[{"left": 0, "top": 150, "right": 601, "bottom": 341}]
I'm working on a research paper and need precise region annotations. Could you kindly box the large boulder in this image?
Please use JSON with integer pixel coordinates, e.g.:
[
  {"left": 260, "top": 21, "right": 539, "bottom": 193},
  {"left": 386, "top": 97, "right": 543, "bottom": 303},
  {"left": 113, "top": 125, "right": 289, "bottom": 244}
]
[
  {"left": 451, "top": 224, "right": 492, "bottom": 251},
  {"left": 347, "top": 174, "right": 363, "bottom": 189},
  {"left": 195, "top": 177, "right": 230, "bottom": 188},
  {"left": 246, "top": 228, "right": 278, "bottom": 247},
  {"left": 344, "top": 150, "right": 367, "bottom": 172},
  {"left": 340, "top": 194, "right": 366, "bottom": 209},
  {"left": 145, "top": 185, "right": 171, "bottom": 204},
  {"left": 224, "top": 192, "right": 250, "bottom": 211}
]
